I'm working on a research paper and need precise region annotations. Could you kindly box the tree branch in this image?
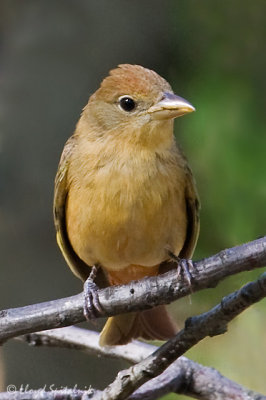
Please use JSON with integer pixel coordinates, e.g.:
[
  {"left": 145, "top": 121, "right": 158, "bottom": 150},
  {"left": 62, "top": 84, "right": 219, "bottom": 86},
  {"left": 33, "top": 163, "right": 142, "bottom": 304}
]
[
  {"left": 15, "top": 326, "right": 266, "bottom": 400},
  {"left": 0, "top": 237, "right": 265, "bottom": 344},
  {"left": 93, "top": 272, "right": 266, "bottom": 400},
  {"left": 2, "top": 275, "right": 265, "bottom": 400},
  {"left": 18, "top": 327, "right": 151, "bottom": 364}
]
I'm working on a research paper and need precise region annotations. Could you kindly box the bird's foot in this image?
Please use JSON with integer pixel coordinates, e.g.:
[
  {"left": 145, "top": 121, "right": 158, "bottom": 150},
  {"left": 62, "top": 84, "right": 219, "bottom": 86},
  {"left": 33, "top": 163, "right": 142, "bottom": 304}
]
[
  {"left": 83, "top": 265, "right": 103, "bottom": 320},
  {"left": 168, "top": 252, "right": 194, "bottom": 288}
]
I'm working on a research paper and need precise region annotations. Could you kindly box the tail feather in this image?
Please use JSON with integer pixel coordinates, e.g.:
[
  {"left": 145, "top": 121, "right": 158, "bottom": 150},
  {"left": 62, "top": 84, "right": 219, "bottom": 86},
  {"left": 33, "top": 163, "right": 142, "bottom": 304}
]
[{"left": 99, "top": 305, "right": 177, "bottom": 346}]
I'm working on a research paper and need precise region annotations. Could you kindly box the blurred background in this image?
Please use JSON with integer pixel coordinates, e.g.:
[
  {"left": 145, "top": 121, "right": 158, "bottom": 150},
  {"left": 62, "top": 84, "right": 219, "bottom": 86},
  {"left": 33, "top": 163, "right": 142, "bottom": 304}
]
[{"left": 0, "top": 1, "right": 265, "bottom": 398}]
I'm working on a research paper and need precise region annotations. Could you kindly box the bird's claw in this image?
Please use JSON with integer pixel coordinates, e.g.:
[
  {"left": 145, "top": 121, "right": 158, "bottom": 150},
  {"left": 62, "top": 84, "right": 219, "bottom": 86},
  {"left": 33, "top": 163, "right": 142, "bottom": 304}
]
[
  {"left": 176, "top": 258, "right": 194, "bottom": 287},
  {"left": 168, "top": 252, "right": 194, "bottom": 288},
  {"left": 83, "top": 265, "right": 103, "bottom": 320}
]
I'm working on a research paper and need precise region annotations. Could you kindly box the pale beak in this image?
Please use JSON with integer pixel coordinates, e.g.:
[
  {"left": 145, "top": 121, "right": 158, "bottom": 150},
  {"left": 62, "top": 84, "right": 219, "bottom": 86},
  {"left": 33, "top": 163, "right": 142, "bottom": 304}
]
[{"left": 148, "top": 92, "right": 195, "bottom": 120}]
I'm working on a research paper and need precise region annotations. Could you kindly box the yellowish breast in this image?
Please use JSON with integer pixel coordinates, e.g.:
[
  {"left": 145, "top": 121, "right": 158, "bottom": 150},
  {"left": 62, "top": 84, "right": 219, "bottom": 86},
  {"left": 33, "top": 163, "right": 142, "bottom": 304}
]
[{"left": 66, "top": 140, "right": 187, "bottom": 271}]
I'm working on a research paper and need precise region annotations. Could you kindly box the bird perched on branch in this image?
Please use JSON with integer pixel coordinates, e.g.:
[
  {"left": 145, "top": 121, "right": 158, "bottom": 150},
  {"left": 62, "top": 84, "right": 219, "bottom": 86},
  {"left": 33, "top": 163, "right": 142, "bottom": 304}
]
[{"left": 54, "top": 64, "right": 200, "bottom": 346}]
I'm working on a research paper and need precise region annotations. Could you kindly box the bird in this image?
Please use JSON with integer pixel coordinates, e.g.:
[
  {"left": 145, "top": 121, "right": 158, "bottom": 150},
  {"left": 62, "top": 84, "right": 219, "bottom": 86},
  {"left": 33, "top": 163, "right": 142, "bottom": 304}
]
[{"left": 54, "top": 64, "right": 200, "bottom": 346}]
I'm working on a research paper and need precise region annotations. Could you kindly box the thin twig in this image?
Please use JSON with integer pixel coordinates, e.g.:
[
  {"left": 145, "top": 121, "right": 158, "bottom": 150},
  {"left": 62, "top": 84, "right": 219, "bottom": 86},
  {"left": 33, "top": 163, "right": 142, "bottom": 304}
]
[
  {"left": 0, "top": 237, "right": 265, "bottom": 343},
  {"left": 18, "top": 327, "right": 151, "bottom": 364}
]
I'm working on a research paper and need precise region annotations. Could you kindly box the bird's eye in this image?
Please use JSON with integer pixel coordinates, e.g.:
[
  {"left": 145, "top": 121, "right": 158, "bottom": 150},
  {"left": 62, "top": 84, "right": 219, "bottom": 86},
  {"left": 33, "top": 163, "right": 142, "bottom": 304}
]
[{"left": 119, "top": 96, "right": 136, "bottom": 112}]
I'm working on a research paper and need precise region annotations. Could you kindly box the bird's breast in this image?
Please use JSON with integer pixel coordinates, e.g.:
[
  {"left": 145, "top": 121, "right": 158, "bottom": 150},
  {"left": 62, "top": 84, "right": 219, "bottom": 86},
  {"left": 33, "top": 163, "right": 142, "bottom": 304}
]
[{"left": 66, "top": 148, "right": 187, "bottom": 270}]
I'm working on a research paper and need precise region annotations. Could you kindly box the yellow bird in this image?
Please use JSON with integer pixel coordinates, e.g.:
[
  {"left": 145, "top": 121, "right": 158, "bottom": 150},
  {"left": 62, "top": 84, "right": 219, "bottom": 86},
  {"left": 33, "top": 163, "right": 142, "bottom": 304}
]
[{"left": 54, "top": 64, "right": 200, "bottom": 346}]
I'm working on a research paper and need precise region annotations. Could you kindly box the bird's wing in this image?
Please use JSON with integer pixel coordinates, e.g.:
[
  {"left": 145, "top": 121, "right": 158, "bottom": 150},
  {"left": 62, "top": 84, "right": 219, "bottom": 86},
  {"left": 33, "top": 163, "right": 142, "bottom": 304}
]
[
  {"left": 54, "top": 135, "right": 110, "bottom": 287},
  {"left": 53, "top": 136, "right": 90, "bottom": 281},
  {"left": 179, "top": 165, "right": 200, "bottom": 259}
]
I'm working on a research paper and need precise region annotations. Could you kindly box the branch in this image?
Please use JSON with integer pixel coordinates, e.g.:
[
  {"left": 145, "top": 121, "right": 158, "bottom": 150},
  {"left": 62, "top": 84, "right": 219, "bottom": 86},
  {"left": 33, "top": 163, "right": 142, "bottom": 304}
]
[
  {"left": 0, "top": 236, "right": 265, "bottom": 343},
  {"left": 93, "top": 272, "right": 266, "bottom": 400},
  {"left": 18, "top": 327, "right": 151, "bottom": 364},
  {"left": 15, "top": 326, "right": 266, "bottom": 400}
]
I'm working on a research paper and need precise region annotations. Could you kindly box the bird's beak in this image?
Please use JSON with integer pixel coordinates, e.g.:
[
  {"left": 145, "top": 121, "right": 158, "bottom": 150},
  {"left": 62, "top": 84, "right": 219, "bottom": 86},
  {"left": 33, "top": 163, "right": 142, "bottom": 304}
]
[{"left": 148, "top": 92, "right": 195, "bottom": 120}]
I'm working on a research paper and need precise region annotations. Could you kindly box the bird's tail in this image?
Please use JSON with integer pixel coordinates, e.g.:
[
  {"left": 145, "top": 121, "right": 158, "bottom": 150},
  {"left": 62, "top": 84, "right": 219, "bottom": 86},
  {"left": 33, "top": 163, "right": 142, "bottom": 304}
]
[{"left": 99, "top": 305, "right": 177, "bottom": 346}]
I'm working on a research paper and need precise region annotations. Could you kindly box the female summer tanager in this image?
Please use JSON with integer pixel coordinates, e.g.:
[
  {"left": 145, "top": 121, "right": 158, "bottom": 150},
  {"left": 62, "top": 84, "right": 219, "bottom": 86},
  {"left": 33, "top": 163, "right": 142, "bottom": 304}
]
[{"left": 54, "top": 64, "right": 200, "bottom": 346}]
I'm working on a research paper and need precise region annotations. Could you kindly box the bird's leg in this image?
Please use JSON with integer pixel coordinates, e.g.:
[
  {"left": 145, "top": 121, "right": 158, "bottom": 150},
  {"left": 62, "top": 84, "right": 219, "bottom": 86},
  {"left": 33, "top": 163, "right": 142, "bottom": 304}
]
[
  {"left": 83, "top": 265, "right": 103, "bottom": 320},
  {"left": 168, "top": 251, "right": 194, "bottom": 288}
]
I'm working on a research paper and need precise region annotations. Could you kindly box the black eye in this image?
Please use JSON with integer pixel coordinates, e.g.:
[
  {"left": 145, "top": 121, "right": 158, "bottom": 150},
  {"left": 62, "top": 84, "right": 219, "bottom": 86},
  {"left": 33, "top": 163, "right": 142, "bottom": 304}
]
[{"left": 119, "top": 96, "right": 136, "bottom": 112}]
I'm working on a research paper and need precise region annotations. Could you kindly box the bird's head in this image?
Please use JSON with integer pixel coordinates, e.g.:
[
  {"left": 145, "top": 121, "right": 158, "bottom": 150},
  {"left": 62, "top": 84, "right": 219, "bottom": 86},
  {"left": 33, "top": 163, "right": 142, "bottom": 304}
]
[{"left": 81, "top": 64, "right": 195, "bottom": 147}]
